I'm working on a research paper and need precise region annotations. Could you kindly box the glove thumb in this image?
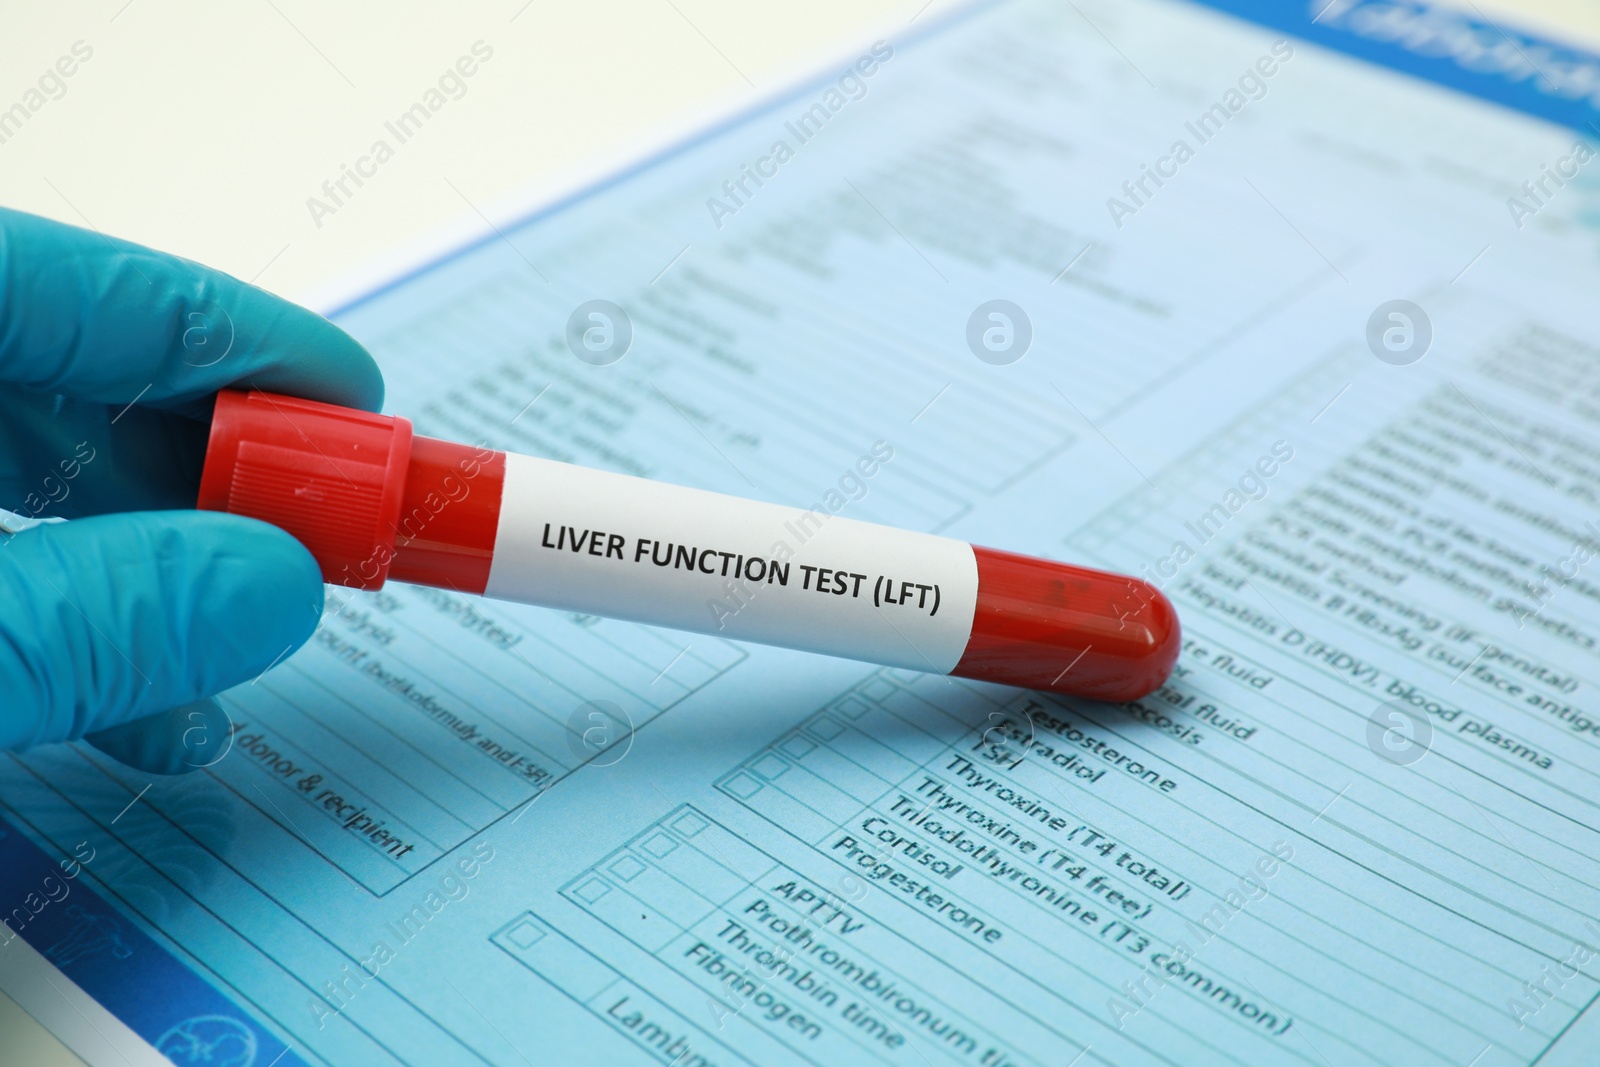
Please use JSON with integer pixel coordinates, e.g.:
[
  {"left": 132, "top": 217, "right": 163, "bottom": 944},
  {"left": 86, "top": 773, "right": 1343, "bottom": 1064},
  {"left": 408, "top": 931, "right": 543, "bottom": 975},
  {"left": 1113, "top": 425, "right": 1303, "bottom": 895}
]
[
  {"left": 0, "top": 511, "right": 323, "bottom": 763},
  {"left": 84, "top": 697, "right": 237, "bottom": 775}
]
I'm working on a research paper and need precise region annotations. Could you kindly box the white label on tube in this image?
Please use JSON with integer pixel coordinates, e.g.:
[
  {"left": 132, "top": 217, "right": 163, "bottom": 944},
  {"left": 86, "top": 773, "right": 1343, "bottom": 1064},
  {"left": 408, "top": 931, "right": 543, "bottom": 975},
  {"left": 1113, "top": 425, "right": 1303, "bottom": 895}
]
[{"left": 485, "top": 453, "right": 980, "bottom": 673}]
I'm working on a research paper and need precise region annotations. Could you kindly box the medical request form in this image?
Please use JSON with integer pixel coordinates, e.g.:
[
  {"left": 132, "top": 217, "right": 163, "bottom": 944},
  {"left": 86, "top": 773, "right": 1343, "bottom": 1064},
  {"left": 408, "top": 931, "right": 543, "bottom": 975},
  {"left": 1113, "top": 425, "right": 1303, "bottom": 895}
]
[{"left": 6, "top": 1, "right": 1600, "bottom": 1064}]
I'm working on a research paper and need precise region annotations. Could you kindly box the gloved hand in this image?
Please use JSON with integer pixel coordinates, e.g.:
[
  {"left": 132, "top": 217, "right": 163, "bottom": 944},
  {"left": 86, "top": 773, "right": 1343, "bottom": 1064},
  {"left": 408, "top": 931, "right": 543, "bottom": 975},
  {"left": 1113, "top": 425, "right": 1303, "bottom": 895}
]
[{"left": 0, "top": 207, "right": 382, "bottom": 774}]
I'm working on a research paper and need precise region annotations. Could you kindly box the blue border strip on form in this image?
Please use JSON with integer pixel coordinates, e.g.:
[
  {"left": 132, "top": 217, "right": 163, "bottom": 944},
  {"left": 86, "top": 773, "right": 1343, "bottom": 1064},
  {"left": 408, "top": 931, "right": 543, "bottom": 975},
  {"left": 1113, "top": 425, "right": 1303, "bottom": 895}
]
[
  {"left": 12, "top": 3, "right": 1599, "bottom": 1065},
  {"left": 1196, "top": 0, "right": 1600, "bottom": 136},
  {"left": 0, "top": 813, "right": 308, "bottom": 1067}
]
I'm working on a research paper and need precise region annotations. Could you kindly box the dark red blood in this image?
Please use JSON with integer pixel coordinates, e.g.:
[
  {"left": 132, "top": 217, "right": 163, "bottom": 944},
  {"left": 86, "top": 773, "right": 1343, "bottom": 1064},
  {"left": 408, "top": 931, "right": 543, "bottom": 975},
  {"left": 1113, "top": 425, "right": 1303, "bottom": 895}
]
[
  {"left": 388, "top": 435, "right": 506, "bottom": 594},
  {"left": 952, "top": 545, "right": 1180, "bottom": 703}
]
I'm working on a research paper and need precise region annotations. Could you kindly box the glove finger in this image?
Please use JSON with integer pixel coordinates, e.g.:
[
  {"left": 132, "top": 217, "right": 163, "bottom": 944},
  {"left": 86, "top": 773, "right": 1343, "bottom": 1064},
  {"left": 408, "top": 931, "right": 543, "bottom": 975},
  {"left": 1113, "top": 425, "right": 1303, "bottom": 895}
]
[
  {"left": 0, "top": 207, "right": 383, "bottom": 417},
  {"left": 0, "top": 391, "right": 208, "bottom": 518},
  {"left": 0, "top": 510, "right": 323, "bottom": 750},
  {"left": 84, "top": 697, "right": 235, "bottom": 776}
]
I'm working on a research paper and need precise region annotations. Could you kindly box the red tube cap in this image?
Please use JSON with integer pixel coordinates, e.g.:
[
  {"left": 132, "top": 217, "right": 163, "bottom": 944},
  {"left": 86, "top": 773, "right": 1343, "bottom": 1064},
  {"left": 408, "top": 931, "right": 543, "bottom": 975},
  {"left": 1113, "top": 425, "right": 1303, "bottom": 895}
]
[
  {"left": 954, "top": 546, "right": 1180, "bottom": 702},
  {"left": 198, "top": 390, "right": 414, "bottom": 589}
]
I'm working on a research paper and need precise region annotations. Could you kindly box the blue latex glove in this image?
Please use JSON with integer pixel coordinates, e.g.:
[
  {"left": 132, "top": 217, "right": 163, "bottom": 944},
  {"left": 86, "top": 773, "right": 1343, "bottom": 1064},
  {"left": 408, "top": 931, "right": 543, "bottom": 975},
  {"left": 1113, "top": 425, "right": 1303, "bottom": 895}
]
[{"left": 0, "top": 207, "right": 382, "bottom": 774}]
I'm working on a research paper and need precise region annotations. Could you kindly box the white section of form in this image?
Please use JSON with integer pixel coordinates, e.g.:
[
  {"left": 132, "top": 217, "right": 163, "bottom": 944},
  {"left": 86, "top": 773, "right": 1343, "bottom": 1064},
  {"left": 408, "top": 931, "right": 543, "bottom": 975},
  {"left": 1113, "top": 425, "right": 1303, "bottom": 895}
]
[{"left": 0, "top": 936, "right": 158, "bottom": 1067}]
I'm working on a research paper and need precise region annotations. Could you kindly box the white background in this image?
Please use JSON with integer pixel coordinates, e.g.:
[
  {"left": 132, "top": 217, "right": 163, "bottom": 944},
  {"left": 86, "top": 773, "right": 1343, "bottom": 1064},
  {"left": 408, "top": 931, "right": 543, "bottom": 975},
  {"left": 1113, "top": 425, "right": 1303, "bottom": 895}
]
[{"left": 0, "top": 1, "right": 1593, "bottom": 309}]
